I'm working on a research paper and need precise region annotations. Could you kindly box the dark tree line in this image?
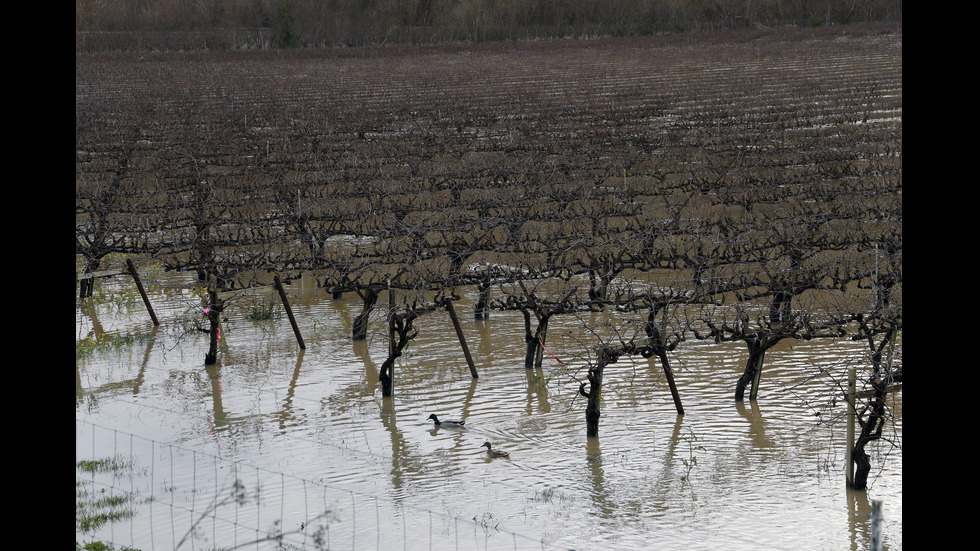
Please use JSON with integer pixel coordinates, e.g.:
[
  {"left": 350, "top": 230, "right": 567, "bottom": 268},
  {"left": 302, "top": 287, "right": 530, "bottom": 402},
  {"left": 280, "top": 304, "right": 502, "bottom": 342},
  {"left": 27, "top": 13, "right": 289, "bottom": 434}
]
[{"left": 76, "top": 0, "right": 902, "bottom": 51}]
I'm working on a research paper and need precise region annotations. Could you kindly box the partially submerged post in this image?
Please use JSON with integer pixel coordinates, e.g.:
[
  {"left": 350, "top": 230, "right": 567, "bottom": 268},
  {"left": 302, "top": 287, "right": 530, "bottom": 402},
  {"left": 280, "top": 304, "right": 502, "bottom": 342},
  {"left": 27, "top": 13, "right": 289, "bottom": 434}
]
[
  {"left": 581, "top": 335, "right": 686, "bottom": 437},
  {"left": 644, "top": 305, "right": 685, "bottom": 415},
  {"left": 77, "top": 261, "right": 159, "bottom": 326},
  {"left": 126, "top": 259, "right": 159, "bottom": 326},
  {"left": 445, "top": 298, "right": 478, "bottom": 379},
  {"left": 274, "top": 275, "right": 305, "bottom": 350},
  {"left": 647, "top": 345, "right": 685, "bottom": 415}
]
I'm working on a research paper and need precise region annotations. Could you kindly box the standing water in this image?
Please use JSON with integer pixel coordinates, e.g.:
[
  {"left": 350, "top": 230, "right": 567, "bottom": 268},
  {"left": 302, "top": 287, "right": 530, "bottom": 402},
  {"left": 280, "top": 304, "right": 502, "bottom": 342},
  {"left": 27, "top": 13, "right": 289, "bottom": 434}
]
[{"left": 76, "top": 272, "right": 901, "bottom": 550}]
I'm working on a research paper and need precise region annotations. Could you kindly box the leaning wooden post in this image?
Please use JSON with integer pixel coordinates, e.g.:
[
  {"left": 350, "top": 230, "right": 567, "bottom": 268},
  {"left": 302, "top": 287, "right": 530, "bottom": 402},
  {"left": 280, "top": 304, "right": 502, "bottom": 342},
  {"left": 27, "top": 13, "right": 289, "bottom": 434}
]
[
  {"left": 274, "top": 275, "right": 305, "bottom": 350},
  {"left": 126, "top": 259, "right": 159, "bottom": 326},
  {"left": 654, "top": 350, "right": 685, "bottom": 415},
  {"left": 846, "top": 364, "right": 856, "bottom": 487},
  {"left": 445, "top": 298, "right": 479, "bottom": 379}
]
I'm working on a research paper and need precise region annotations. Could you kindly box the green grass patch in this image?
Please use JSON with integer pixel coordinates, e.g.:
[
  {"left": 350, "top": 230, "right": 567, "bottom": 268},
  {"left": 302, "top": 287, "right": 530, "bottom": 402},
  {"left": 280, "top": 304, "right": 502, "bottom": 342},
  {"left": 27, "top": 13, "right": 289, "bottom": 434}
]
[
  {"left": 76, "top": 332, "right": 154, "bottom": 360},
  {"left": 76, "top": 456, "right": 143, "bottom": 536},
  {"left": 76, "top": 542, "right": 142, "bottom": 551},
  {"left": 246, "top": 299, "right": 282, "bottom": 321},
  {"left": 76, "top": 456, "right": 141, "bottom": 476}
]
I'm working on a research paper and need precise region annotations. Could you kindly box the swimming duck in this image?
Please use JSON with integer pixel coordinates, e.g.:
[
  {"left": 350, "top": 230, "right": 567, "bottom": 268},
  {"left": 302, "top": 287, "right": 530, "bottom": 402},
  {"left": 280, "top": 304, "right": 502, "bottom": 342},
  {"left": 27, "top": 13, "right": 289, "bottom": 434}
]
[
  {"left": 428, "top": 414, "right": 465, "bottom": 427},
  {"left": 482, "top": 441, "right": 510, "bottom": 458}
]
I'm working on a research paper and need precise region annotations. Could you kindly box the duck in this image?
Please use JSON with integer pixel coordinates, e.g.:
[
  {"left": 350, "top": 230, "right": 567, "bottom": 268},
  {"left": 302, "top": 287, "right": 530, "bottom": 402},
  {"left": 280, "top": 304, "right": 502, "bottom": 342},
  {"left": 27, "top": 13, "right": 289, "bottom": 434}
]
[
  {"left": 482, "top": 441, "right": 510, "bottom": 458},
  {"left": 427, "top": 414, "right": 465, "bottom": 427}
]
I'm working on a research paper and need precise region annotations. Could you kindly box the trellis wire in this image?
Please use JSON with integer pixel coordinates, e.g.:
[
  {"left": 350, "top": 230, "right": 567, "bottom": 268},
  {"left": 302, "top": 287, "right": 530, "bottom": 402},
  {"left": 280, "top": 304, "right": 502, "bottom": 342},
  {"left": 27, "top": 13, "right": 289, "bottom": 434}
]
[{"left": 76, "top": 420, "right": 544, "bottom": 550}]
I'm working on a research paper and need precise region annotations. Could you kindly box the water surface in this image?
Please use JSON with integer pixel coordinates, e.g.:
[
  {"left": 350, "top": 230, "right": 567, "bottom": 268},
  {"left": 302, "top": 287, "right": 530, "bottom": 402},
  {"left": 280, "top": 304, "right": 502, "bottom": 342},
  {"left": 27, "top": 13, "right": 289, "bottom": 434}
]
[{"left": 76, "top": 273, "right": 902, "bottom": 550}]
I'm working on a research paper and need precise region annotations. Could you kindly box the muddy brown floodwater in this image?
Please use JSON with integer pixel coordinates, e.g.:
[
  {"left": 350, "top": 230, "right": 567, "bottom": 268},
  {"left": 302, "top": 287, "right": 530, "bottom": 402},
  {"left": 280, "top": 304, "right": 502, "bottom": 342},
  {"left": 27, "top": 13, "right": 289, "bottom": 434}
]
[{"left": 76, "top": 272, "right": 901, "bottom": 550}]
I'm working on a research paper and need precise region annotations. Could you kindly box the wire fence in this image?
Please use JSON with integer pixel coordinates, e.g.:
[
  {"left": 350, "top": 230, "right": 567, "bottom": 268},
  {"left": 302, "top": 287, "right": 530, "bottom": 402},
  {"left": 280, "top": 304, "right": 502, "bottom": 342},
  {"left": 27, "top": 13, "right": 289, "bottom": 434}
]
[{"left": 76, "top": 420, "right": 545, "bottom": 551}]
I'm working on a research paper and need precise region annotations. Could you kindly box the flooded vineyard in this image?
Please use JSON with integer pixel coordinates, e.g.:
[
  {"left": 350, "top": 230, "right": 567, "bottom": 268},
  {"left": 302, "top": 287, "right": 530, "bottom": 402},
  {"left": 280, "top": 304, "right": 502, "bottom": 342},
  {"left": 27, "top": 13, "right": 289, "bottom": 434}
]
[
  {"left": 77, "top": 23, "right": 901, "bottom": 550},
  {"left": 76, "top": 271, "right": 901, "bottom": 550}
]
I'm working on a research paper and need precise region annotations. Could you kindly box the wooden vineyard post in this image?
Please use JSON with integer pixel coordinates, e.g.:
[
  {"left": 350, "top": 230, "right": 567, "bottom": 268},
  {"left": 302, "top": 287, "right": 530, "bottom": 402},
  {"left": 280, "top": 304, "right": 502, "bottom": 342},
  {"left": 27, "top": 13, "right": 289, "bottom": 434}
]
[
  {"left": 274, "top": 275, "right": 305, "bottom": 350},
  {"left": 579, "top": 338, "right": 686, "bottom": 438},
  {"left": 445, "top": 298, "right": 479, "bottom": 379},
  {"left": 126, "top": 259, "right": 159, "bottom": 326},
  {"left": 654, "top": 349, "right": 685, "bottom": 415},
  {"left": 844, "top": 365, "right": 902, "bottom": 489},
  {"left": 645, "top": 312, "right": 685, "bottom": 415}
]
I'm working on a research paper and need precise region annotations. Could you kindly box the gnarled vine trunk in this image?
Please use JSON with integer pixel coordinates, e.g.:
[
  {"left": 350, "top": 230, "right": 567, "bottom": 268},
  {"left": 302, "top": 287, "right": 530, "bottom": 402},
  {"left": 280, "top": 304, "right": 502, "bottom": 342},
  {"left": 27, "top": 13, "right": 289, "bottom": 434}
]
[
  {"left": 204, "top": 290, "right": 223, "bottom": 365},
  {"left": 580, "top": 348, "right": 616, "bottom": 437},
  {"left": 379, "top": 310, "right": 418, "bottom": 396},
  {"left": 734, "top": 336, "right": 777, "bottom": 401},
  {"left": 353, "top": 287, "right": 379, "bottom": 341},
  {"left": 851, "top": 324, "right": 900, "bottom": 489}
]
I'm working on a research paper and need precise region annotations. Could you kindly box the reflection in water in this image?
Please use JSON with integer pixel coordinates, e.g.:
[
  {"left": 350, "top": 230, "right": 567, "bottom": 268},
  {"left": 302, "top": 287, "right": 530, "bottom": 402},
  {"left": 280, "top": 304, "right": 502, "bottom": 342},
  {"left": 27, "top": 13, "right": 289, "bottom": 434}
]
[
  {"left": 380, "top": 397, "right": 406, "bottom": 495},
  {"left": 353, "top": 338, "right": 379, "bottom": 386},
  {"left": 274, "top": 349, "right": 305, "bottom": 432},
  {"left": 847, "top": 488, "right": 873, "bottom": 551},
  {"left": 735, "top": 399, "right": 776, "bottom": 450},
  {"left": 205, "top": 362, "right": 226, "bottom": 433},
  {"left": 461, "top": 377, "right": 479, "bottom": 425},
  {"left": 476, "top": 317, "right": 492, "bottom": 358},
  {"left": 663, "top": 414, "right": 689, "bottom": 488},
  {"left": 525, "top": 367, "right": 551, "bottom": 415},
  {"left": 76, "top": 321, "right": 157, "bottom": 400},
  {"left": 585, "top": 437, "right": 612, "bottom": 517},
  {"left": 75, "top": 277, "right": 902, "bottom": 550},
  {"left": 132, "top": 326, "right": 157, "bottom": 395}
]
